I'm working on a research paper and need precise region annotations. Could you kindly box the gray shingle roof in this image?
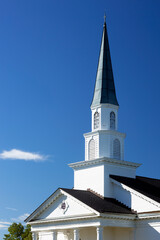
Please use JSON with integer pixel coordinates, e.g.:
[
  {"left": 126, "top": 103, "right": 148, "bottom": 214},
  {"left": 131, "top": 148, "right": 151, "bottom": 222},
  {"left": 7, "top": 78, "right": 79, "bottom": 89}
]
[{"left": 61, "top": 188, "right": 134, "bottom": 214}]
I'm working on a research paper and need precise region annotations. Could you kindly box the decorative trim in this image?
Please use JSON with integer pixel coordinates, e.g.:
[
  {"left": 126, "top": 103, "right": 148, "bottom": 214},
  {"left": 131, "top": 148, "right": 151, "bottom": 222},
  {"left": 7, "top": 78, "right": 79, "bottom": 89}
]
[
  {"left": 59, "top": 200, "right": 69, "bottom": 214},
  {"left": 29, "top": 213, "right": 136, "bottom": 226},
  {"left": 91, "top": 104, "right": 119, "bottom": 110},
  {"left": 84, "top": 130, "right": 126, "bottom": 138},
  {"left": 138, "top": 212, "right": 160, "bottom": 220},
  {"left": 25, "top": 189, "right": 62, "bottom": 223},
  {"left": 69, "top": 157, "right": 141, "bottom": 169},
  {"left": 29, "top": 215, "right": 100, "bottom": 225}
]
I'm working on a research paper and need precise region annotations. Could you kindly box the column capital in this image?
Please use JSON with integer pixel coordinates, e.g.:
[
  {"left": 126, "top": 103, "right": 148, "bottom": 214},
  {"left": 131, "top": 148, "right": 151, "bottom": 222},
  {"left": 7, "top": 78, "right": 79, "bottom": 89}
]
[{"left": 96, "top": 226, "right": 103, "bottom": 231}]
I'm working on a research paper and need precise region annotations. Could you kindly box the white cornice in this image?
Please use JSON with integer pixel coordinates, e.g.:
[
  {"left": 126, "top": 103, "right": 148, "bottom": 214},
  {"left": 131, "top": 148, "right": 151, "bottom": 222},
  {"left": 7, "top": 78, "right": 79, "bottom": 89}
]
[
  {"left": 69, "top": 157, "right": 141, "bottom": 170},
  {"left": 25, "top": 189, "right": 62, "bottom": 223},
  {"left": 29, "top": 212, "right": 135, "bottom": 226},
  {"left": 91, "top": 104, "right": 119, "bottom": 110},
  {"left": 137, "top": 212, "right": 160, "bottom": 220},
  {"left": 100, "top": 213, "right": 136, "bottom": 220},
  {"left": 29, "top": 215, "right": 99, "bottom": 225},
  {"left": 83, "top": 130, "right": 126, "bottom": 138},
  {"left": 29, "top": 212, "right": 160, "bottom": 228}
]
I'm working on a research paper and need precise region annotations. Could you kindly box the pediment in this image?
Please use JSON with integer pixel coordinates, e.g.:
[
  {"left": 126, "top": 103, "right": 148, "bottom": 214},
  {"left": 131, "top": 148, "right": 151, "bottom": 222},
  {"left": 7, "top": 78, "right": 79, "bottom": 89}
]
[{"left": 26, "top": 189, "right": 97, "bottom": 222}]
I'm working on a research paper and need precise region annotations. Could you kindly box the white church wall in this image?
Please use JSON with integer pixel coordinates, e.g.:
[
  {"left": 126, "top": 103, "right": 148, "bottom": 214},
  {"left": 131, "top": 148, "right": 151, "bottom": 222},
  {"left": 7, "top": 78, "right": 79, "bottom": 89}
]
[
  {"left": 57, "top": 230, "right": 73, "bottom": 240},
  {"left": 37, "top": 227, "right": 134, "bottom": 240},
  {"left": 103, "top": 227, "right": 114, "bottom": 240},
  {"left": 104, "top": 164, "right": 136, "bottom": 198},
  {"left": 114, "top": 227, "right": 134, "bottom": 240},
  {"left": 39, "top": 232, "right": 53, "bottom": 240},
  {"left": 113, "top": 183, "right": 131, "bottom": 207},
  {"left": 113, "top": 183, "right": 160, "bottom": 212},
  {"left": 74, "top": 162, "right": 137, "bottom": 198},
  {"left": 131, "top": 191, "right": 160, "bottom": 213},
  {"left": 135, "top": 219, "right": 160, "bottom": 240},
  {"left": 80, "top": 227, "right": 96, "bottom": 240},
  {"left": 99, "top": 133, "right": 111, "bottom": 158},
  {"left": 74, "top": 164, "right": 104, "bottom": 196},
  {"left": 39, "top": 231, "right": 73, "bottom": 240}
]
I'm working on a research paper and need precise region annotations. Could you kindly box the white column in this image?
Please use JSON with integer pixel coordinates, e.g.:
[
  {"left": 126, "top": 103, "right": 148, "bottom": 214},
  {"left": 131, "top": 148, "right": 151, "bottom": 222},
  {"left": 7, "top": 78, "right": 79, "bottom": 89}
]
[
  {"left": 51, "top": 231, "right": 57, "bottom": 240},
  {"left": 96, "top": 227, "right": 103, "bottom": 240},
  {"left": 32, "top": 232, "right": 37, "bottom": 240},
  {"left": 74, "top": 229, "right": 79, "bottom": 240}
]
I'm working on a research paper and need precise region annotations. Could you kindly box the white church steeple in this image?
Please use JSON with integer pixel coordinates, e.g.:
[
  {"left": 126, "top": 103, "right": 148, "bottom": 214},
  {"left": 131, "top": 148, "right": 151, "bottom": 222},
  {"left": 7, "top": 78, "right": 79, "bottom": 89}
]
[
  {"left": 84, "top": 19, "right": 125, "bottom": 161},
  {"left": 69, "top": 19, "right": 140, "bottom": 198}
]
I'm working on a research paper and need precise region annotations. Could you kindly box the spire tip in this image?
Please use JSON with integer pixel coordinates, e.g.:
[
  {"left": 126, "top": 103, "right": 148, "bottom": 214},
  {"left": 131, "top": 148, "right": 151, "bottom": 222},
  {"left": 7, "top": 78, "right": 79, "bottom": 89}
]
[{"left": 104, "top": 13, "right": 106, "bottom": 25}]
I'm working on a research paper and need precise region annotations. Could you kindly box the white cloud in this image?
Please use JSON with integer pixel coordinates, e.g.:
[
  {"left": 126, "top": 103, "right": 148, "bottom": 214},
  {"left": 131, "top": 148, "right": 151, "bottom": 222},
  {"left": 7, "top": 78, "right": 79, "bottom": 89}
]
[
  {"left": 0, "top": 149, "right": 47, "bottom": 162},
  {"left": 0, "top": 214, "right": 30, "bottom": 230},
  {"left": 0, "top": 221, "right": 11, "bottom": 229},
  {"left": 11, "top": 213, "right": 29, "bottom": 222},
  {"left": 6, "top": 207, "right": 18, "bottom": 211}
]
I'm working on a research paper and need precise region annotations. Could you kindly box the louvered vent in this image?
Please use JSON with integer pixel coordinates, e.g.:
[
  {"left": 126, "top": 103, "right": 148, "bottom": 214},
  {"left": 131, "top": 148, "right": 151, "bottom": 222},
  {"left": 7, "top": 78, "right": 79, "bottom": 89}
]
[
  {"left": 94, "top": 112, "right": 99, "bottom": 129},
  {"left": 113, "top": 139, "right": 120, "bottom": 159},
  {"left": 110, "top": 111, "right": 115, "bottom": 130},
  {"left": 89, "top": 139, "right": 95, "bottom": 160}
]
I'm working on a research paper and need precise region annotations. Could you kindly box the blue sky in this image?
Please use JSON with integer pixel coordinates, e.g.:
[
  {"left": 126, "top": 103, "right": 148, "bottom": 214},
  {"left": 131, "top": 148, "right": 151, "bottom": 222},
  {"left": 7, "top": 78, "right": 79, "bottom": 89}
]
[{"left": 0, "top": 0, "right": 160, "bottom": 238}]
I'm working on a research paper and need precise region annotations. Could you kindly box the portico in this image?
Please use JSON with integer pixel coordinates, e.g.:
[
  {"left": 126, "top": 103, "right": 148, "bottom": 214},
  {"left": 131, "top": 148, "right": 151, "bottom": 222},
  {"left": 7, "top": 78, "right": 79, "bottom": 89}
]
[
  {"left": 30, "top": 207, "right": 135, "bottom": 240},
  {"left": 32, "top": 225, "right": 135, "bottom": 240}
]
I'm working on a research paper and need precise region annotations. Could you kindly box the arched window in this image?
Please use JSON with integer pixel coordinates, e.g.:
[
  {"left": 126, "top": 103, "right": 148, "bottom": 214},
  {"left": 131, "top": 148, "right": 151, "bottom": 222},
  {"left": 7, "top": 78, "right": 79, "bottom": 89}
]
[
  {"left": 94, "top": 112, "right": 99, "bottom": 129},
  {"left": 110, "top": 111, "right": 115, "bottom": 130},
  {"left": 113, "top": 139, "right": 120, "bottom": 159},
  {"left": 89, "top": 139, "right": 95, "bottom": 160}
]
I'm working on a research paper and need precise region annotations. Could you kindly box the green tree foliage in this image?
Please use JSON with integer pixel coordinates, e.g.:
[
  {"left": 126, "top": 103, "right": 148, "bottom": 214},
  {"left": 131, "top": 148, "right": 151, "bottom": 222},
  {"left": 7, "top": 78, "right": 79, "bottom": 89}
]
[
  {"left": 22, "top": 225, "right": 32, "bottom": 240},
  {"left": 3, "top": 223, "right": 32, "bottom": 240}
]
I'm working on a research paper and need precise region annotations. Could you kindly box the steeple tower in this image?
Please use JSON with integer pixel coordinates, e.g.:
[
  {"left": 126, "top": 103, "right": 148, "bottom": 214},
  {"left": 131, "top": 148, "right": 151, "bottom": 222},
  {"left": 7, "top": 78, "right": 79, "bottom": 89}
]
[
  {"left": 91, "top": 17, "right": 118, "bottom": 107},
  {"left": 84, "top": 19, "right": 125, "bottom": 161},
  {"left": 69, "top": 19, "right": 140, "bottom": 198}
]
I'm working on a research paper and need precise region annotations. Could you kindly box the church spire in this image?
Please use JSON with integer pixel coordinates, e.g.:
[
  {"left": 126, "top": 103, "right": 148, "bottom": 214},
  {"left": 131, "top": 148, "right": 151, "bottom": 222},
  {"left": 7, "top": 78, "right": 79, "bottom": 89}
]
[{"left": 91, "top": 18, "right": 119, "bottom": 107}]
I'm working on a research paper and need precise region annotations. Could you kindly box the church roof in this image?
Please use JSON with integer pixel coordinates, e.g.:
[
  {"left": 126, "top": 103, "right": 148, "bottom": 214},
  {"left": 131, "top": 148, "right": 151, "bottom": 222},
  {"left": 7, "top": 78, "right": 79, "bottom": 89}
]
[
  {"left": 110, "top": 175, "right": 160, "bottom": 203},
  {"left": 91, "top": 20, "right": 119, "bottom": 108},
  {"left": 25, "top": 187, "right": 135, "bottom": 222},
  {"left": 61, "top": 188, "right": 134, "bottom": 214}
]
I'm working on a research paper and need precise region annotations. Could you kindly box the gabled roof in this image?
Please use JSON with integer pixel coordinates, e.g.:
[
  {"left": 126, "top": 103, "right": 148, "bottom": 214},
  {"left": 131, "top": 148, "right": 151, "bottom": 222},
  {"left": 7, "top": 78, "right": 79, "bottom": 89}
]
[
  {"left": 25, "top": 187, "right": 134, "bottom": 222},
  {"left": 110, "top": 175, "right": 160, "bottom": 204},
  {"left": 61, "top": 188, "right": 134, "bottom": 214},
  {"left": 91, "top": 20, "right": 119, "bottom": 108}
]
